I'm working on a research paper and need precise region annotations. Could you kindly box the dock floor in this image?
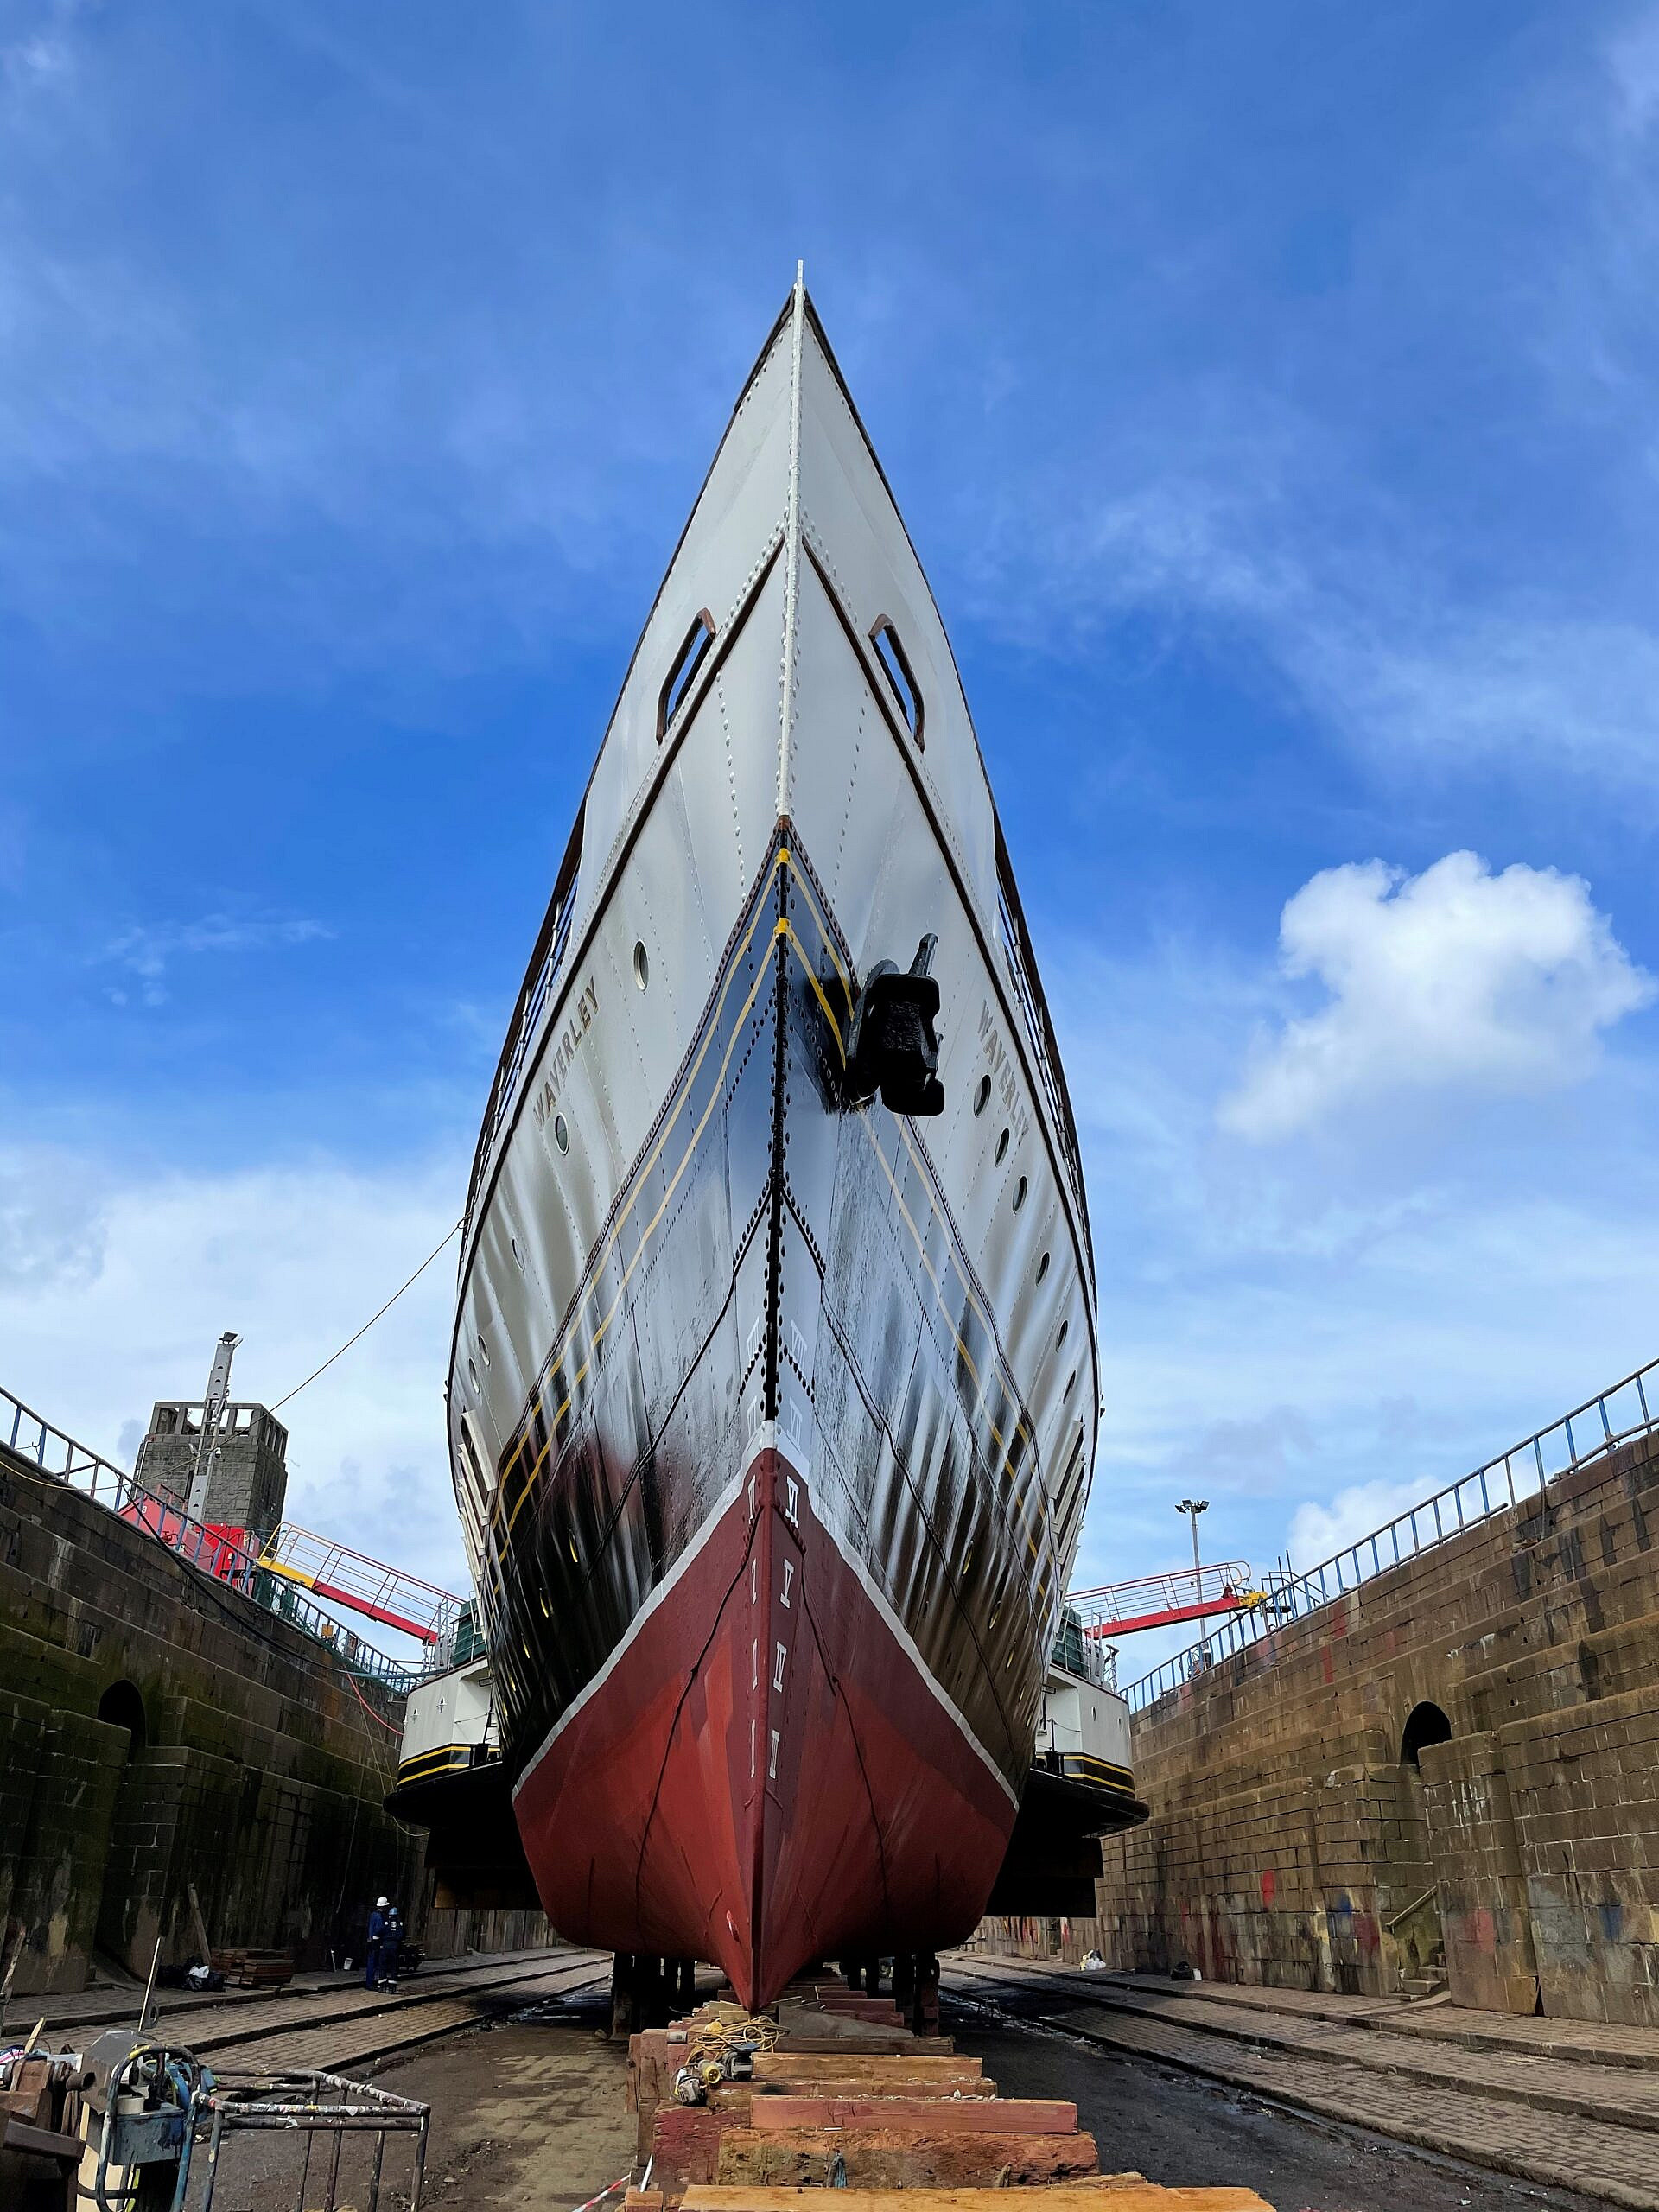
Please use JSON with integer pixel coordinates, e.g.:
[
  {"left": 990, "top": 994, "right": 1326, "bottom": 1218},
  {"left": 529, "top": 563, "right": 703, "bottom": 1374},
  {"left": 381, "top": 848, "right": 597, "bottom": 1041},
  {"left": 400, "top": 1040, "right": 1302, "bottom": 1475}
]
[{"left": 949, "top": 1952, "right": 1659, "bottom": 2209}]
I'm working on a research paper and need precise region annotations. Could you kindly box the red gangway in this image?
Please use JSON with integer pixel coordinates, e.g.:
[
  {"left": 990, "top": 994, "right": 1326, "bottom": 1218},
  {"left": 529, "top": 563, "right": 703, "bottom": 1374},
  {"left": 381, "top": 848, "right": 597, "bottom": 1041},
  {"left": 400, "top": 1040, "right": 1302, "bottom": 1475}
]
[
  {"left": 256, "top": 1522, "right": 465, "bottom": 1646},
  {"left": 1068, "top": 1560, "right": 1263, "bottom": 1639}
]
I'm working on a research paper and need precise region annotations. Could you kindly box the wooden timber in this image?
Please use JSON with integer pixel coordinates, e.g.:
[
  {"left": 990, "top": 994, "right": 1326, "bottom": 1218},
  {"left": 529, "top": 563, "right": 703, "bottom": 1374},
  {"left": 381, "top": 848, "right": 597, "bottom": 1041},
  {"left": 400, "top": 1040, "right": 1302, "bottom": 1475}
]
[
  {"left": 714, "top": 2126, "right": 1102, "bottom": 2188},
  {"left": 684, "top": 2192, "right": 1272, "bottom": 2212},
  {"left": 631, "top": 1988, "right": 1273, "bottom": 2212},
  {"left": 747, "top": 2098, "right": 1079, "bottom": 2134}
]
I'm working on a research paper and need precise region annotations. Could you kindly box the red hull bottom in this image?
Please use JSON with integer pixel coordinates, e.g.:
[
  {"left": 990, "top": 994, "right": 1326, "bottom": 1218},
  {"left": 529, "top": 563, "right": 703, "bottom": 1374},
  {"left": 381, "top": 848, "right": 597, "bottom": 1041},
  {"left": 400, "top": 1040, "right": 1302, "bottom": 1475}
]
[{"left": 512, "top": 1444, "right": 1018, "bottom": 2007}]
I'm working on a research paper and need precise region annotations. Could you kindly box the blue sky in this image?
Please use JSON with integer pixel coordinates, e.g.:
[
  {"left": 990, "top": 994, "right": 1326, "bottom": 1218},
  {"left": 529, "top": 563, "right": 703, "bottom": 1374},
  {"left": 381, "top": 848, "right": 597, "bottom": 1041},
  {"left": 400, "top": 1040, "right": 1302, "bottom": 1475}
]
[{"left": 7, "top": 0, "right": 1659, "bottom": 1680}]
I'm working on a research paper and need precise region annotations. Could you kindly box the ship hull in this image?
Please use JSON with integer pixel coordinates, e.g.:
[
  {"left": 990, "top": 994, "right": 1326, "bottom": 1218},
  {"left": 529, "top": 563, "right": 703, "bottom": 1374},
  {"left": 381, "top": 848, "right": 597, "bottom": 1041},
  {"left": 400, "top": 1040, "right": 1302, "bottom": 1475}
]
[
  {"left": 450, "top": 284, "right": 1100, "bottom": 2010},
  {"left": 494, "top": 834, "right": 1041, "bottom": 2003},
  {"left": 513, "top": 1444, "right": 1014, "bottom": 2005}
]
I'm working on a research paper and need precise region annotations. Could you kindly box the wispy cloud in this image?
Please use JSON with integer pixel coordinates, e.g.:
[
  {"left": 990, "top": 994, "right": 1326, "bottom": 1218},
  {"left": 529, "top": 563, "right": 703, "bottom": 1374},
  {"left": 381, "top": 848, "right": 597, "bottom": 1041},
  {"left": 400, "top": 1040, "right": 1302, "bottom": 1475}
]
[
  {"left": 0, "top": 1142, "right": 467, "bottom": 1603},
  {"left": 2, "top": 0, "right": 87, "bottom": 98},
  {"left": 103, "top": 914, "right": 332, "bottom": 1007}
]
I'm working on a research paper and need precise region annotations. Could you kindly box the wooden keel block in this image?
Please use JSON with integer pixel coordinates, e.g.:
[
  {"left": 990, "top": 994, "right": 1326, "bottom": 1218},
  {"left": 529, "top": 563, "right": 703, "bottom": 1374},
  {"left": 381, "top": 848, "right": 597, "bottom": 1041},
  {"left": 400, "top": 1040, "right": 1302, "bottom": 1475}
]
[
  {"left": 646, "top": 2106, "right": 728, "bottom": 2195},
  {"left": 682, "top": 2188, "right": 1276, "bottom": 2212},
  {"left": 753, "top": 2075, "right": 998, "bottom": 2101},
  {"left": 753, "top": 2055, "right": 981, "bottom": 2081},
  {"left": 773, "top": 2034, "right": 954, "bottom": 2056},
  {"left": 747, "top": 2097, "right": 1080, "bottom": 2134},
  {"left": 713, "top": 2127, "right": 1101, "bottom": 2189}
]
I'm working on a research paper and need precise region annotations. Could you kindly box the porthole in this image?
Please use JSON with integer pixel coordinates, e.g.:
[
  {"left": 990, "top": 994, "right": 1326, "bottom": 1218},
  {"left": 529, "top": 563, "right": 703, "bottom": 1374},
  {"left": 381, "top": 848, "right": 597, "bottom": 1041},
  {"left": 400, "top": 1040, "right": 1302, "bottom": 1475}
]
[
  {"left": 1037, "top": 1250, "right": 1051, "bottom": 1283},
  {"left": 511, "top": 1235, "right": 525, "bottom": 1271},
  {"left": 634, "top": 941, "right": 650, "bottom": 990},
  {"left": 1013, "top": 1175, "right": 1027, "bottom": 1213},
  {"left": 1065, "top": 1370, "right": 1077, "bottom": 1400},
  {"left": 568, "top": 1536, "right": 580, "bottom": 1565},
  {"left": 1058, "top": 1318, "right": 1069, "bottom": 1350},
  {"left": 554, "top": 1112, "right": 569, "bottom": 1154},
  {"left": 478, "top": 1333, "right": 490, "bottom": 1367},
  {"left": 467, "top": 1357, "right": 479, "bottom": 1391},
  {"left": 973, "top": 1073, "right": 991, "bottom": 1116},
  {"left": 538, "top": 1588, "right": 550, "bottom": 1618},
  {"left": 995, "top": 1127, "right": 1010, "bottom": 1165}
]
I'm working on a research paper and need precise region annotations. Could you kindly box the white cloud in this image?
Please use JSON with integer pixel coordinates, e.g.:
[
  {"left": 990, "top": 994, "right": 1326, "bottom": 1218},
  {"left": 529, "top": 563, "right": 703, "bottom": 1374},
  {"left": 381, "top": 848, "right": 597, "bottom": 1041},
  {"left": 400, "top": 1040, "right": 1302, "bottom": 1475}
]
[
  {"left": 103, "top": 913, "right": 332, "bottom": 1006},
  {"left": 1286, "top": 1476, "right": 1437, "bottom": 1572},
  {"left": 1220, "top": 852, "right": 1654, "bottom": 1141},
  {"left": 0, "top": 1147, "right": 468, "bottom": 1630},
  {"left": 0, "top": 1146, "right": 105, "bottom": 1290}
]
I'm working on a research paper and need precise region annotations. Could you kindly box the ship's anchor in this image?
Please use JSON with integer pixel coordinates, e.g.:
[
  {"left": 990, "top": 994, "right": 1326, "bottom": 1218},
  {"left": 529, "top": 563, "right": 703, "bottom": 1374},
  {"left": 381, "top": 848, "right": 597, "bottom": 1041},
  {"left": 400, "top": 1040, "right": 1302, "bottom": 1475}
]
[{"left": 843, "top": 934, "right": 944, "bottom": 1117}]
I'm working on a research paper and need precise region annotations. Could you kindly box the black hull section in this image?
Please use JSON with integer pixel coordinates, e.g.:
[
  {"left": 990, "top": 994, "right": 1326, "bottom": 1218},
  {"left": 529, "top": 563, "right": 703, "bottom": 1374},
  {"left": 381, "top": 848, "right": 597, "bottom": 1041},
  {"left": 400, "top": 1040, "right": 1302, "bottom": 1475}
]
[{"left": 474, "top": 828, "right": 1064, "bottom": 1802}]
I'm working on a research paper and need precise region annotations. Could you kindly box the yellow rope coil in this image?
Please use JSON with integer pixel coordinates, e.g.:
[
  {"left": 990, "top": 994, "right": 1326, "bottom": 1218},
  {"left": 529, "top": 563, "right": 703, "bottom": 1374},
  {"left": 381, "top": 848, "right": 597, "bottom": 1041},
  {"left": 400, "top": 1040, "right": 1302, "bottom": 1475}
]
[{"left": 683, "top": 2005, "right": 779, "bottom": 2075}]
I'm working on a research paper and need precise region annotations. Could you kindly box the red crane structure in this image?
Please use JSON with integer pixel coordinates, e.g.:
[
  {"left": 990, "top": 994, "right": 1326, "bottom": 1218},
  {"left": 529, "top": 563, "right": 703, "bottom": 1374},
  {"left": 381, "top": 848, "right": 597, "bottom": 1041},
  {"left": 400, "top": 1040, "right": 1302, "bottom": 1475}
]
[{"left": 1067, "top": 1560, "right": 1264, "bottom": 1640}]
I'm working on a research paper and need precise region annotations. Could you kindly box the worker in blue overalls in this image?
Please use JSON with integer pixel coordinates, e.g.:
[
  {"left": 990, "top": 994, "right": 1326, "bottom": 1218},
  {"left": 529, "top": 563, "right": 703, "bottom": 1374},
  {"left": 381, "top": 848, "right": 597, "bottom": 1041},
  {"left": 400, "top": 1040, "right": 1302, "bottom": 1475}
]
[
  {"left": 365, "top": 1895, "right": 391, "bottom": 1988},
  {"left": 379, "top": 1900, "right": 404, "bottom": 1988}
]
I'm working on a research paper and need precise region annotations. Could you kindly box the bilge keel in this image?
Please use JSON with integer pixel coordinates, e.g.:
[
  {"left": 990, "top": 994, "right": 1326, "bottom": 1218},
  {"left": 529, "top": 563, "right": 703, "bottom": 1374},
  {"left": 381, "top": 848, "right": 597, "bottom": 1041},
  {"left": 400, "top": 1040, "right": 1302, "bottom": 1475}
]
[{"left": 448, "top": 273, "right": 1098, "bottom": 2008}]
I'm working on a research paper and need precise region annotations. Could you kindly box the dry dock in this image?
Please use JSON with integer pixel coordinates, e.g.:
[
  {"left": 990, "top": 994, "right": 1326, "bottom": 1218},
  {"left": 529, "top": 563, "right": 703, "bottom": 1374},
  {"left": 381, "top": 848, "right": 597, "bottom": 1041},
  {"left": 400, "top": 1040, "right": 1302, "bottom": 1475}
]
[{"left": 16, "top": 1948, "right": 1636, "bottom": 2212}]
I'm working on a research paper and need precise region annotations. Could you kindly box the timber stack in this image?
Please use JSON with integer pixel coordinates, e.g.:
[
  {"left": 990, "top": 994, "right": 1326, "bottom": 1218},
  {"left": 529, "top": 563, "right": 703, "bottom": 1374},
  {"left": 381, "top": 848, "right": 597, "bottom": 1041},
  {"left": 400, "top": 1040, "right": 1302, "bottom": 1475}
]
[{"left": 626, "top": 1980, "right": 1272, "bottom": 2212}]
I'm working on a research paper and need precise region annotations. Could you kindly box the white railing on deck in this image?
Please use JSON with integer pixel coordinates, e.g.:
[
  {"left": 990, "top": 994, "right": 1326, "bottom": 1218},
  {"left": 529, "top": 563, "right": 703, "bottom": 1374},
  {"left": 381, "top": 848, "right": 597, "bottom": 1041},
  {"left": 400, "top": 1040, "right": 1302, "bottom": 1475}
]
[{"left": 1, "top": 1382, "right": 420, "bottom": 1694}]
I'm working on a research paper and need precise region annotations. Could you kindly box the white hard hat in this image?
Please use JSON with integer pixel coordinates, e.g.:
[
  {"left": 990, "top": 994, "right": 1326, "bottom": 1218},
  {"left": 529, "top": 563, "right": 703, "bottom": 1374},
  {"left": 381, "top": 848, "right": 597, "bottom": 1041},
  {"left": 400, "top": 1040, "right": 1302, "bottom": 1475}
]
[{"left": 377, "top": 1896, "right": 390, "bottom": 1909}]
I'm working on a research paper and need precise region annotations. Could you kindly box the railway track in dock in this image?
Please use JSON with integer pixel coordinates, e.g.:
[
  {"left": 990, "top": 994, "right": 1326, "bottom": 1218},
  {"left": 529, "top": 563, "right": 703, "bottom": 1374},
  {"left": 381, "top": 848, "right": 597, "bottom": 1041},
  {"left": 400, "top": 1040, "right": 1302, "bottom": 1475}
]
[
  {"left": 944, "top": 1951, "right": 1659, "bottom": 2210},
  {"left": 29, "top": 1946, "right": 614, "bottom": 2079}
]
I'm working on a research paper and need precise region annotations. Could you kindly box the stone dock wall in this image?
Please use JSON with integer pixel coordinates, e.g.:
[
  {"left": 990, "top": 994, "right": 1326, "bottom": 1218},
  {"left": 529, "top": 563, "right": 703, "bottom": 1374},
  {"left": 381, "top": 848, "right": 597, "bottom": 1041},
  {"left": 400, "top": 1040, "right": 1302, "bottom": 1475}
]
[
  {"left": 988, "top": 1424, "right": 1659, "bottom": 2026},
  {"left": 0, "top": 1443, "right": 436, "bottom": 1994}
]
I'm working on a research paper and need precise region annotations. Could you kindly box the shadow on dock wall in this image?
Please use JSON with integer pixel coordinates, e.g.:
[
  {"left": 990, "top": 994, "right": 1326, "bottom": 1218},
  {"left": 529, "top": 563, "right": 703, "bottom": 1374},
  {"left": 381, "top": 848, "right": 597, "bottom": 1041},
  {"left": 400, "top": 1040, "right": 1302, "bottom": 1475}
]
[
  {"left": 0, "top": 1444, "right": 433, "bottom": 1996},
  {"left": 986, "top": 1424, "right": 1659, "bottom": 2026}
]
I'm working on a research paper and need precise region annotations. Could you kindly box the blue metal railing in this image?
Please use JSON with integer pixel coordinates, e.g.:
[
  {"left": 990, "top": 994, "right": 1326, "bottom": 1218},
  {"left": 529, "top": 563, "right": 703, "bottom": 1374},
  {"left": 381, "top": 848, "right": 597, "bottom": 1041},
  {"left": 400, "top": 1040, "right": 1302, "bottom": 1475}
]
[
  {"left": 2, "top": 1382, "right": 420, "bottom": 1695},
  {"left": 1121, "top": 1352, "right": 1659, "bottom": 1714}
]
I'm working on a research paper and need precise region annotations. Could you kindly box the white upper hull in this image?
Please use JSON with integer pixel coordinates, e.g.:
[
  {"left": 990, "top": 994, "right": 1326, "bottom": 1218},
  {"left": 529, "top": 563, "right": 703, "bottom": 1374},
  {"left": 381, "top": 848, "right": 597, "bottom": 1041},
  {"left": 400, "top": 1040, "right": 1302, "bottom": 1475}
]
[{"left": 448, "top": 276, "right": 1098, "bottom": 1769}]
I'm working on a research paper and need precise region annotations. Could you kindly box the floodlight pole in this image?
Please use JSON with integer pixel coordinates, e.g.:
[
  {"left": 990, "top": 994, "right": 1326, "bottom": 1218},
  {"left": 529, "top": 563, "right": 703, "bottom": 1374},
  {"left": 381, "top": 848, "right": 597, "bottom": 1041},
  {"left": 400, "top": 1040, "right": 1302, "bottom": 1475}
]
[
  {"left": 186, "top": 1332, "right": 241, "bottom": 1525},
  {"left": 1177, "top": 1497, "right": 1210, "bottom": 1663}
]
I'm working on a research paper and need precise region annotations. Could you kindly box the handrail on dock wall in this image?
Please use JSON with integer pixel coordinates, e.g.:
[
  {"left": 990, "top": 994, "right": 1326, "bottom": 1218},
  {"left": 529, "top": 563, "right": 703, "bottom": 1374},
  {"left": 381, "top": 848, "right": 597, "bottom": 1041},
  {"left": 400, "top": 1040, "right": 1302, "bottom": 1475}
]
[
  {"left": 1, "top": 1381, "right": 420, "bottom": 1695},
  {"left": 1121, "top": 1353, "right": 1659, "bottom": 1716}
]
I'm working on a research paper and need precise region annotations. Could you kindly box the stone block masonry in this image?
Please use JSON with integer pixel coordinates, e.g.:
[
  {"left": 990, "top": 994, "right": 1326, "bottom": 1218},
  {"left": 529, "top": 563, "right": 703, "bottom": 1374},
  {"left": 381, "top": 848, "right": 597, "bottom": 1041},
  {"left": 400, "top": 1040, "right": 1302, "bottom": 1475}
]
[
  {"left": 991, "top": 1424, "right": 1659, "bottom": 2026},
  {"left": 0, "top": 1441, "right": 427, "bottom": 1996},
  {"left": 134, "top": 1397, "right": 289, "bottom": 1537}
]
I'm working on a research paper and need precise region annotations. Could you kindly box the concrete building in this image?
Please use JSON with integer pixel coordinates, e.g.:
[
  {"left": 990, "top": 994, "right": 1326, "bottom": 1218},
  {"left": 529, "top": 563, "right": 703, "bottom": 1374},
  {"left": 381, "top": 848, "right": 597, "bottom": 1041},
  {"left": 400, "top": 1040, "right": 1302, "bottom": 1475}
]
[{"left": 135, "top": 1399, "right": 289, "bottom": 1538}]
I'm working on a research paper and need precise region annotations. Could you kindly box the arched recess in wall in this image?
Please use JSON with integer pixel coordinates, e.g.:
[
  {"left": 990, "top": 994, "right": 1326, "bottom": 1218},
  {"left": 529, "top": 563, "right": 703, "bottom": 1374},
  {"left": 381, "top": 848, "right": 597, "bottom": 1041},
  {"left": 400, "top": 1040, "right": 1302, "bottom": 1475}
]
[
  {"left": 1400, "top": 1700, "right": 1452, "bottom": 1770},
  {"left": 97, "top": 1678, "right": 147, "bottom": 1758}
]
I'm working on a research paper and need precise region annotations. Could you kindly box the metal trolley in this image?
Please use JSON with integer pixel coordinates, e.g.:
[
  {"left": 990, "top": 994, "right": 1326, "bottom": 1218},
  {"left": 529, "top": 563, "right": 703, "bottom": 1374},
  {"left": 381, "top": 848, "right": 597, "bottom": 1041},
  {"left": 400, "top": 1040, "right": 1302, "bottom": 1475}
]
[{"left": 199, "top": 2067, "right": 430, "bottom": 2212}]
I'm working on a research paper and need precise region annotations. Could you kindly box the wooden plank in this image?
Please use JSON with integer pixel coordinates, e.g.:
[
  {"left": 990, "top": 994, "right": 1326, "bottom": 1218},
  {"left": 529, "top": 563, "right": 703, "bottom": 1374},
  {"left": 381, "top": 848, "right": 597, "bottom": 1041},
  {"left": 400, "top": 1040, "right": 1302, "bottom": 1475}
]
[
  {"left": 714, "top": 2126, "right": 1100, "bottom": 2189},
  {"left": 3, "top": 2116, "right": 82, "bottom": 2162},
  {"left": 647, "top": 2106, "right": 728, "bottom": 2195},
  {"left": 754, "top": 2076, "right": 997, "bottom": 2102},
  {"left": 747, "top": 2097, "right": 1079, "bottom": 2135},
  {"left": 772, "top": 2035, "right": 945, "bottom": 2055},
  {"left": 753, "top": 2055, "right": 980, "bottom": 2081},
  {"left": 683, "top": 2190, "right": 1274, "bottom": 2212}
]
